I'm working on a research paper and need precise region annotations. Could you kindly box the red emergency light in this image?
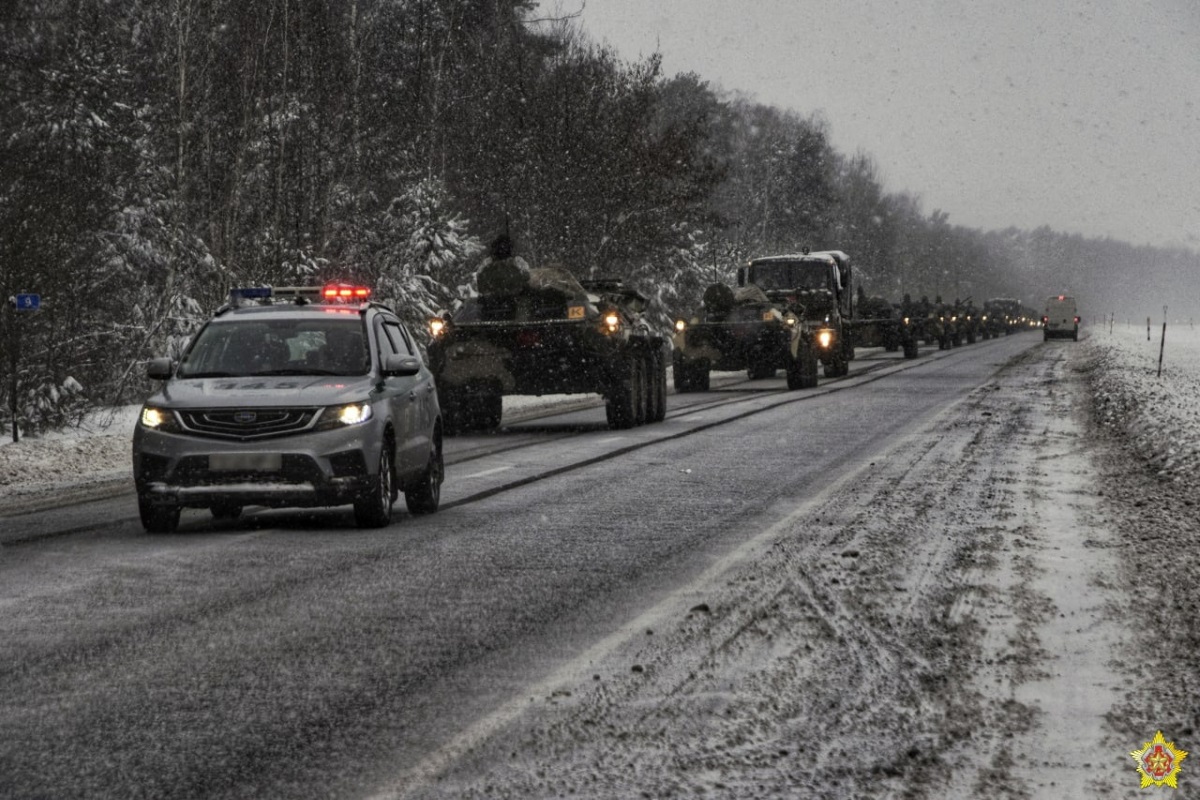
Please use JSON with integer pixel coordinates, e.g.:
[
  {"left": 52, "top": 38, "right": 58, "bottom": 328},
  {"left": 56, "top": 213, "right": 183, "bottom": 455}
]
[{"left": 322, "top": 284, "right": 372, "bottom": 301}]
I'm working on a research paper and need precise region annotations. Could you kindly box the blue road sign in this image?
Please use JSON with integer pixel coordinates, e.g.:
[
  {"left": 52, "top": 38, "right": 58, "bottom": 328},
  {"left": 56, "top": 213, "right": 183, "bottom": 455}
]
[{"left": 14, "top": 293, "right": 40, "bottom": 310}]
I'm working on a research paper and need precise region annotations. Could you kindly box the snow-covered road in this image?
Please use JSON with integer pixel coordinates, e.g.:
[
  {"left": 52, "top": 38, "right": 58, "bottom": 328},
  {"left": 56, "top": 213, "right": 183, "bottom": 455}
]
[
  {"left": 3, "top": 326, "right": 1198, "bottom": 798},
  {"left": 402, "top": 331, "right": 1191, "bottom": 798}
]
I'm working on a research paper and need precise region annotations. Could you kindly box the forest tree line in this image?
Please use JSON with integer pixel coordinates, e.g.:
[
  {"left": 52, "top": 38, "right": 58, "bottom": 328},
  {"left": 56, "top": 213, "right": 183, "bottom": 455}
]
[{"left": 2, "top": 0, "right": 1197, "bottom": 433}]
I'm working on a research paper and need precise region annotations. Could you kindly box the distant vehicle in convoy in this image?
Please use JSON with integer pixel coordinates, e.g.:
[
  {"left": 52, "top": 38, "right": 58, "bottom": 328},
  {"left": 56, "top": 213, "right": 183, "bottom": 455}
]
[
  {"left": 1042, "top": 294, "right": 1080, "bottom": 341},
  {"left": 427, "top": 248, "right": 666, "bottom": 433},
  {"left": 673, "top": 249, "right": 928, "bottom": 393},
  {"left": 132, "top": 284, "right": 443, "bottom": 533},
  {"left": 983, "top": 298, "right": 1022, "bottom": 337},
  {"left": 850, "top": 291, "right": 922, "bottom": 359}
]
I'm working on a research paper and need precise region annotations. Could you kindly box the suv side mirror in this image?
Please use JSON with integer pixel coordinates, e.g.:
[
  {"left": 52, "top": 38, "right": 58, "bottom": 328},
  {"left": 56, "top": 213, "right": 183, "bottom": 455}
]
[
  {"left": 383, "top": 354, "right": 421, "bottom": 377},
  {"left": 147, "top": 357, "right": 174, "bottom": 380}
]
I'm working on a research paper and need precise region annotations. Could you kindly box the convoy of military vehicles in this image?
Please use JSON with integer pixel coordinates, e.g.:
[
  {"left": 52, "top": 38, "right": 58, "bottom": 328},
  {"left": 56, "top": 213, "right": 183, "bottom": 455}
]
[
  {"left": 131, "top": 236, "right": 1054, "bottom": 531},
  {"left": 429, "top": 244, "right": 1045, "bottom": 425}
]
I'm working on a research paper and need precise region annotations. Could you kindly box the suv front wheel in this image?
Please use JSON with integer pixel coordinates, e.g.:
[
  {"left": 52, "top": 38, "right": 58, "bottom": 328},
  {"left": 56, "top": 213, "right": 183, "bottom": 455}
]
[
  {"left": 139, "top": 495, "right": 180, "bottom": 533},
  {"left": 354, "top": 442, "right": 396, "bottom": 528},
  {"left": 405, "top": 437, "right": 443, "bottom": 515}
]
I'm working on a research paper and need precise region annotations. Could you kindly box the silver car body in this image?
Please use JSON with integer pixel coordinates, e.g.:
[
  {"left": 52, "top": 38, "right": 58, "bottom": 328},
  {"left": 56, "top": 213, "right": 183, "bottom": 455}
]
[{"left": 133, "top": 299, "right": 439, "bottom": 519}]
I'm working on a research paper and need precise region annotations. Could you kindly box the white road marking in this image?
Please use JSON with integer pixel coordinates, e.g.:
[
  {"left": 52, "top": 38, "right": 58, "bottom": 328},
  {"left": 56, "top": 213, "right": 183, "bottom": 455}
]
[{"left": 458, "top": 466, "right": 513, "bottom": 480}]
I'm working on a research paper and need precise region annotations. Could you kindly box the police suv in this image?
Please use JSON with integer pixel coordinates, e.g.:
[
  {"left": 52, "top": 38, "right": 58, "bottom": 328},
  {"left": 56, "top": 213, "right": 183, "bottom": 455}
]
[{"left": 132, "top": 285, "right": 443, "bottom": 532}]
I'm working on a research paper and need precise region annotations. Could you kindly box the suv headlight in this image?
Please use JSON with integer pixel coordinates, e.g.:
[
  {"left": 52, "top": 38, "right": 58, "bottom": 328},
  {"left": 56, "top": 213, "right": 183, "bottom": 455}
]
[
  {"left": 314, "top": 402, "right": 374, "bottom": 430},
  {"left": 140, "top": 406, "right": 181, "bottom": 432}
]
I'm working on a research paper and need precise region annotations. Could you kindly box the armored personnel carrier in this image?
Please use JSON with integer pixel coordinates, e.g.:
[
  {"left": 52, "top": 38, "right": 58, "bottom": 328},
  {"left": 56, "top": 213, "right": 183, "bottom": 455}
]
[
  {"left": 427, "top": 256, "right": 666, "bottom": 433},
  {"left": 670, "top": 281, "right": 793, "bottom": 391},
  {"left": 673, "top": 249, "right": 856, "bottom": 392}
]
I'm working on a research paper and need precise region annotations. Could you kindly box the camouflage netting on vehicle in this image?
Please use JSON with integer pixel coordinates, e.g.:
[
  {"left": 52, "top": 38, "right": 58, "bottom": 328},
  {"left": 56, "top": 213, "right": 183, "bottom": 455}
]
[
  {"left": 701, "top": 283, "right": 770, "bottom": 317},
  {"left": 476, "top": 257, "right": 589, "bottom": 302},
  {"left": 528, "top": 267, "right": 588, "bottom": 301},
  {"left": 702, "top": 283, "right": 736, "bottom": 315},
  {"left": 477, "top": 256, "right": 533, "bottom": 295},
  {"left": 734, "top": 284, "right": 770, "bottom": 304}
]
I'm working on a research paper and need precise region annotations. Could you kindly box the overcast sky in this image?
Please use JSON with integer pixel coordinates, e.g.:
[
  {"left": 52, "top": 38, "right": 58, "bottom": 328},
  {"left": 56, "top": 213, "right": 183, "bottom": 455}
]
[{"left": 573, "top": 0, "right": 1200, "bottom": 250}]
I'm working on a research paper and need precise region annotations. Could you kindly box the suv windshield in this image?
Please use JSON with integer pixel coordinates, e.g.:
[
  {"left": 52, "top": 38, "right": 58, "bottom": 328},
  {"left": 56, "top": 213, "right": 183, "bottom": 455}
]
[
  {"left": 749, "top": 261, "right": 832, "bottom": 292},
  {"left": 177, "top": 317, "right": 370, "bottom": 378}
]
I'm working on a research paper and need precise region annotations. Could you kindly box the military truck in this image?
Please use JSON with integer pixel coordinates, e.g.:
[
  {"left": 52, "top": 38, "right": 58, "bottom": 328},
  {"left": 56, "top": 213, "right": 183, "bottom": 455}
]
[{"left": 427, "top": 256, "right": 667, "bottom": 433}]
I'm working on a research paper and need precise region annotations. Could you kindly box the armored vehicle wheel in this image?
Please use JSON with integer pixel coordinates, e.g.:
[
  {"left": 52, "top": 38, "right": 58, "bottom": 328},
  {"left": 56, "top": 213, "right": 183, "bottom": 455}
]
[
  {"left": 139, "top": 495, "right": 180, "bottom": 533},
  {"left": 475, "top": 390, "right": 503, "bottom": 431},
  {"left": 672, "top": 356, "right": 709, "bottom": 393},
  {"left": 823, "top": 354, "right": 849, "bottom": 378},
  {"left": 210, "top": 503, "right": 242, "bottom": 521},
  {"left": 633, "top": 356, "right": 648, "bottom": 426},
  {"left": 966, "top": 329, "right": 977, "bottom": 344},
  {"left": 354, "top": 442, "right": 395, "bottom": 528},
  {"left": 439, "top": 389, "right": 465, "bottom": 435},
  {"left": 648, "top": 351, "right": 667, "bottom": 422},
  {"left": 747, "top": 359, "right": 775, "bottom": 380},
  {"left": 446, "top": 386, "right": 502, "bottom": 433},
  {"left": 903, "top": 339, "right": 919, "bottom": 359},
  {"left": 786, "top": 346, "right": 819, "bottom": 390},
  {"left": 606, "top": 358, "right": 637, "bottom": 429},
  {"left": 405, "top": 435, "right": 443, "bottom": 515}
]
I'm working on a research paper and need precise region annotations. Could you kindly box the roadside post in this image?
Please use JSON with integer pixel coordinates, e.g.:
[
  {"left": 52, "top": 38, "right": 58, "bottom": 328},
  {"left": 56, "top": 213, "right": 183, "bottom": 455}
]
[
  {"left": 1158, "top": 306, "right": 1167, "bottom": 378},
  {"left": 7, "top": 292, "right": 41, "bottom": 443},
  {"left": 1147, "top": 317, "right": 1151, "bottom": 341}
]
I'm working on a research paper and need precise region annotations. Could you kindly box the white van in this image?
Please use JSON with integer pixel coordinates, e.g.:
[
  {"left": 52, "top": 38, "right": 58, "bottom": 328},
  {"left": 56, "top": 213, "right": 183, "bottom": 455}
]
[{"left": 1042, "top": 295, "right": 1079, "bottom": 341}]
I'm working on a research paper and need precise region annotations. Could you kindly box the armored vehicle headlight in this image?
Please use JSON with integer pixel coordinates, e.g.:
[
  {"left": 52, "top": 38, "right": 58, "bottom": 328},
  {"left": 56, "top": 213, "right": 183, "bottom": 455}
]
[
  {"left": 903, "top": 316, "right": 911, "bottom": 325},
  {"left": 140, "top": 405, "right": 180, "bottom": 432},
  {"left": 429, "top": 318, "right": 447, "bottom": 338},
  {"left": 315, "top": 402, "right": 374, "bottom": 430},
  {"left": 783, "top": 314, "right": 798, "bottom": 327},
  {"left": 674, "top": 319, "right": 687, "bottom": 333},
  {"left": 602, "top": 312, "right": 621, "bottom": 334},
  {"left": 816, "top": 329, "right": 834, "bottom": 350}
]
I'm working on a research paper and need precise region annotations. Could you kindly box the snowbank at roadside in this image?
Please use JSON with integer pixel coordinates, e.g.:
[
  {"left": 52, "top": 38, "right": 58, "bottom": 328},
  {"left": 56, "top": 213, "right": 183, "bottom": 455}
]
[
  {"left": 1085, "top": 322, "right": 1200, "bottom": 487},
  {"left": 0, "top": 406, "right": 140, "bottom": 502},
  {"left": 0, "top": 394, "right": 605, "bottom": 510}
]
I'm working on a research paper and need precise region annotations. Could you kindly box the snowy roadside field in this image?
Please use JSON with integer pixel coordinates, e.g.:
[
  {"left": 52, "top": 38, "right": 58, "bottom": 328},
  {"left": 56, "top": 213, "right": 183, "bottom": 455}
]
[
  {"left": 1087, "top": 322, "right": 1200, "bottom": 486},
  {"left": 1080, "top": 322, "right": 1200, "bottom": 778}
]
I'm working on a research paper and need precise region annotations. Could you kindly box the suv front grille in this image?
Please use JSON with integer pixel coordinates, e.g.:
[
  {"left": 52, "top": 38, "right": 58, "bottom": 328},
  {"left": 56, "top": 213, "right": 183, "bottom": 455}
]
[{"left": 177, "top": 408, "right": 319, "bottom": 440}]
